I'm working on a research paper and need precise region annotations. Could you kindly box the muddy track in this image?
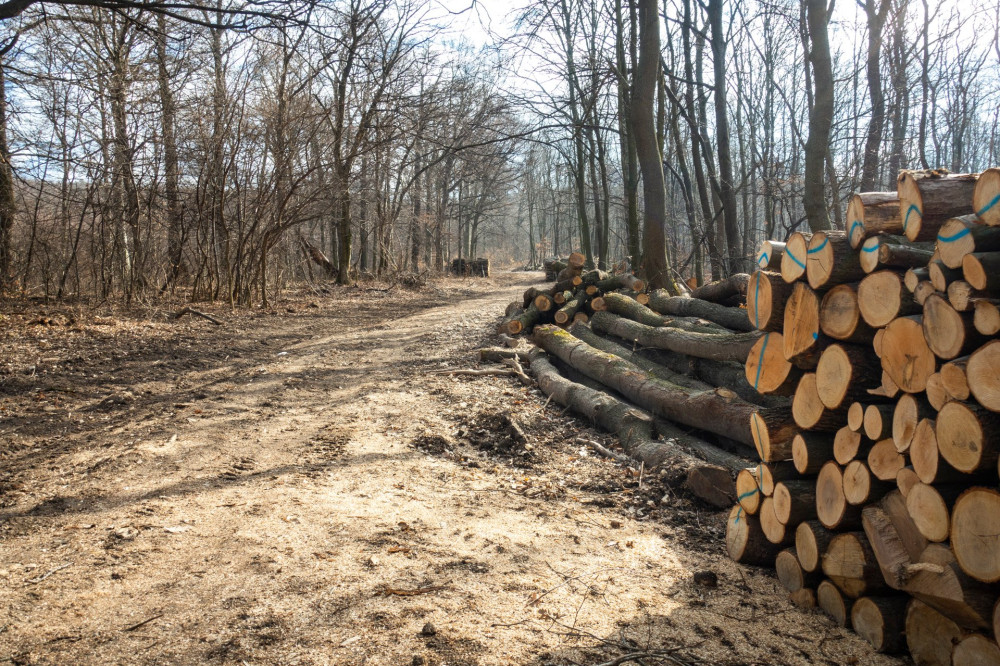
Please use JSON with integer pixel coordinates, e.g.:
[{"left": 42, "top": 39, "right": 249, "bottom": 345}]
[{"left": 0, "top": 274, "right": 900, "bottom": 666}]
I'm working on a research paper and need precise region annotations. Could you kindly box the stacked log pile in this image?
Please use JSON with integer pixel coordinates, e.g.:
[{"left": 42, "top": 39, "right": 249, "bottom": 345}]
[
  {"left": 487, "top": 255, "right": 789, "bottom": 507},
  {"left": 726, "top": 167, "right": 1000, "bottom": 663},
  {"left": 501, "top": 252, "right": 692, "bottom": 336}
]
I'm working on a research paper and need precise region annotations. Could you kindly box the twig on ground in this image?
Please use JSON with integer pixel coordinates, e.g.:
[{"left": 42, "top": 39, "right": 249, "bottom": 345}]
[
  {"left": 171, "top": 307, "right": 223, "bottom": 326},
  {"left": 377, "top": 584, "right": 449, "bottom": 596},
  {"left": 575, "top": 437, "right": 636, "bottom": 467},
  {"left": 501, "top": 356, "right": 534, "bottom": 386},
  {"left": 25, "top": 563, "right": 71, "bottom": 584},
  {"left": 123, "top": 613, "right": 164, "bottom": 632},
  {"left": 430, "top": 368, "right": 520, "bottom": 379}
]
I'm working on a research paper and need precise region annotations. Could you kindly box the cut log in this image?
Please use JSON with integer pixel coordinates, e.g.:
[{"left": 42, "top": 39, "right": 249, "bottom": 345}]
[
  {"left": 972, "top": 167, "right": 1000, "bottom": 226},
  {"left": 534, "top": 292, "right": 554, "bottom": 312},
  {"left": 906, "top": 266, "right": 931, "bottom": 292},
  {"left": 909, "top": 418, "right": 963, "bottom": 485},
  {"left": 527, "top": 349, "right": 742, "bottom": 485},
  {"left": 759, "top": 496, "right": 793, "bottom": 545},
  {"left": 759, "top": 461, "right": 799, "bottom": 496},
  {"left": 896, "top": 466, "right": 921, "bottom": 498},
  {"left": 871, "top": 370, "right": 901, "bottom": 399},
  {"left": 906, "top": 599, "right": 966, "bottom": 666},
  {"left": 781, "top": 231, "right": 810, "bottom": 283},
  {"left": 973, "top": 299, "right": 1000, "bottom": 335},
  {"left": 819, "top": 284, "right": 875, "bottom": 344},
  {"left": 898, "top": 171, "right": 979, "bottom": 241},
  {"left": 864, "top": 495, "right": 995, "bottom": 629},
  {"left": 952, "top": 634, "right": 1000, "bottom": 666},
  {"left": 858, "top": 270, "right": 920, "bottom": 329},
  {"left": 821, "top": 532, "right": 887, "bottom": 598},
  {"left": 796, "top": 521, "right": 835, "bottom": 573},
  {"left": 848, "top": 401, "right": 866, "bottom": 431},
  {"left": 936, "top": 401, "right": 1000, "bottom": 474},
  {"left": 756, "top": 240, "right": 785, "bottom": 271},
  {"left": 936, "top": 214, "right": 1000, "bottom": 268},
  {"left": 773, "top": 480, "right": 817, "bottom": 525},
  {"left": 816, "top": 461, "right": 861, "bottom": 530},
  {"left": 962, "top": 251, "right": 1000, "bottom": 291},
  {"left": 851, "top": 595, "right": 908, "bottom": 654},
  {"left": 807, "top": 230, "right": 866, "bottom": 289},
  {"left": 599, "top": 292, "right": 671, "bottom": 327},
  {"left": 589, "top": 311, "right": 761, "bottom": 363},
  {"left": 815, "top": 344, "right": 881, "bottom": 411},
  {"left": 867, "top": 438, "right": 905, "bottom": 482},
  {"left": 554, "top": 294, "right": 586, "bottom": 325},
  {"left": 924, "top": 372, "right": 950, "bottom": 410},
  {"left": 744, "top": 332, "right": 801, "bottom": 396},
  {"left": 776, "top": 548, "right": 821, "bottom": 592},
  {"left": 783, "top": 282, "right": 825, "bottom": 368},
  {"left": 923, "top": 293, "right": 985, "bottom": 360},
  {"left": 788, "top": 587, "right": 817, "bottom": 609},
  {"left": 914, "top": 280, "right": 937, "bottom": 306},
  {"left": 532, "top": 325, "right": 772, "bottom": 449},
  {"left": 727, "top": 505, "right": 783, "bottom": 564},
  {"left": 893, "top": 393, "right": 935, "bottom": 453},
  {"left": 568, "top": 323, "right": 709, "bottom": 391},
  {"left": 817, "top": 579, "right": 854, "bottom": 627},
  {"left": 749, "top": 410, "right": 799, "bottom": 463},
  {"left": 847, "top": 191, "right": 902, "bottom": 249},
  {"left": 646, "top": 291, "right": 754, "bottom": 332},
  {"left": 685, "top": 466, "right": 738, "bottom": 508},
  {"left": 689, "top": 273, "right": 748, "bottom": 302},
  {"left": 859, "top": 235, "right": 936, "bottom": 274},
  {"left": 843, "top": 460, "right": 893, "bottom": 506},
  {"left": 863, "top": 404, "right": 895, "bottom": 441},
  {"left": 940, "top": 357, "right": 970, "bottom": 400},
  {"left": 906, "top": 482, "right": 955, "bottom": 544},
  {"left": 588, "top": 296, "right": 606, "bottom": 312},
  {"left": 792, "top": 372, "right": 847, "bottom": 430},
  {"left": 567, "top": 252, "right": 586, "bottom": 269},
  {"left": 687, "top": 357, "right": 789, "bottom": 409},
  {"left": 951, "top": 487, "right": 1000, "bottom": 583},
  {"left": 928, "top": 259, "right": 965, "bottom": 293},
  {"left": 506, "top": 302, "right": 542, "bottom": 335},
  {"left": 834, "top": 425, "right": 869, "bottom": 465},
  {"left": 792, "top": 431, "right": 836, "bottom": 475},
  {"left": 947, "top": 280, "right": 989, "bottom": 312},
  {"left": 881, "top": 316, "right": 937, "bottom": 393},
  {"left": 736, "top": 467, "right": 763, "bottom": 515},
  {"left": 746, "top": 270, "right": 793, "bottom": 332},
  {"left": 967, "top": 340, "right": 1000, "bottom": 413}
]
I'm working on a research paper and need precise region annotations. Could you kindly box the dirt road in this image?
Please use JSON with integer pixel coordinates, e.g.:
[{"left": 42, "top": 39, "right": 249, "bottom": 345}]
[{"left": 0, "top": 274, "right": 899, "bottom": 665}]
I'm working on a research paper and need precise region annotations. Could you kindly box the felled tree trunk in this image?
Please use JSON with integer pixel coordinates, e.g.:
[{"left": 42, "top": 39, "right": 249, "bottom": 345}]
[
  {"left": 590, "top": 311, "right": 762, "bottom": 363},
  {"left": 533, "top": 324, "right": 785, "bottom": 449},
  {"left": 689, "top": 273, "right": 750, "bottom": 303},
  {"left": 646, "top": 290, "right": 755, "bottom": 331}
]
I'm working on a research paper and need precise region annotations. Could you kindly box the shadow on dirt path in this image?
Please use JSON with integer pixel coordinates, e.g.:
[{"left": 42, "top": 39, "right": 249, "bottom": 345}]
[{"left": 0, "top": 273, "right": 900, "bottom": 666}]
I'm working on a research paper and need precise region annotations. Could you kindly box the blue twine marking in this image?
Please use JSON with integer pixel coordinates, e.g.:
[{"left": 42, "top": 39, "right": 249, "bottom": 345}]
[
  {"left": 861, "top": 242, "right": 879, "bottom": 253},
  {"left": 903, "top": 204, "right": 922, "bottom": 232},
  {"left": 977, "top": 192, "right": 1000, "bottom": 217},
  {"left": 753, "top": 334, "right": 768, "bottom": 390},
  {"left": 786, "top": 248, "right": 805, "bottom": 269},
  {"left": 938, "top": 227, "right": 972, "bottom": 243},
  {"left": 849, "top": 219, "right": 864, "bottom": 241},
  {"left": 808, "top": 237, "right": 829, "bottom": 254},
  {"left": 758, "top": 252, "right": 769, "bottom": 268}
]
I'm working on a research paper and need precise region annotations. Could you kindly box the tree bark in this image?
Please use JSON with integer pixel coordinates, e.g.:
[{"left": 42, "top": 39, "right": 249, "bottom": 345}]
[{"left": 802, "top": 0, "right": 834, "bottom": 232}]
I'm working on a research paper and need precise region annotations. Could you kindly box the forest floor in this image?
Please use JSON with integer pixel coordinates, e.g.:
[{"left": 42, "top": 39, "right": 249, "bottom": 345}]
[{"left": 0, "top": 272, "right": 902, "bottom": 666}]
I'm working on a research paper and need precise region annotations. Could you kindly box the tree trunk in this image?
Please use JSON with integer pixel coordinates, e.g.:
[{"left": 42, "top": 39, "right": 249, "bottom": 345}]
[
  {"left": 802, "top": 0, "right": 833, "bottom": 232},
  {"left": 632, "top": 0, "right": 678, "bottom": 293}
]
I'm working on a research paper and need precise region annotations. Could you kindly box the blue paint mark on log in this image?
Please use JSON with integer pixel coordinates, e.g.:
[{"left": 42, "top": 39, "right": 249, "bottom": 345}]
[
  {"left": 808, "top": 237, "right": 829, "bottom": 254},
  {"left": 753, "top": 334, "right": 768, "bottom": 390},
  {"left": 937, "top": 227, "right": 971, "bottom": 243},
  {"left": 977, "top": 193, "right": 1000, "bottom": 218},
  {"left": 786, "top": 249, "right": 805, "bottom": 269},
  {"left": 903, "top": 204, "right": 921, "bottom": 232}
]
